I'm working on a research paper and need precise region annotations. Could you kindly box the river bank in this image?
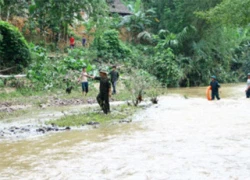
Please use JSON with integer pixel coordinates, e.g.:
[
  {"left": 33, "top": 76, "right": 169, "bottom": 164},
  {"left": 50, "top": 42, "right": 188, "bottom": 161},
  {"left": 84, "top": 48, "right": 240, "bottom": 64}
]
[
  {"left": 0, "top": 100, "right": 149, "bottom": 140},
  {"left": 0, "top": 81, "right": 153, "bottom": 140}
]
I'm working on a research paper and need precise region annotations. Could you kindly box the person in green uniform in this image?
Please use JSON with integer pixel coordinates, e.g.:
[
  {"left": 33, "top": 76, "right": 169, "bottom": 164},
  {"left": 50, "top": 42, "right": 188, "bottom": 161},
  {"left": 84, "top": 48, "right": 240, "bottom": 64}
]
[
  {"left": 109, "top": 65, "right": 119, "bottom": 95},
  {"left": 86, "top": 69, "right": 111, "bottom": 114}
]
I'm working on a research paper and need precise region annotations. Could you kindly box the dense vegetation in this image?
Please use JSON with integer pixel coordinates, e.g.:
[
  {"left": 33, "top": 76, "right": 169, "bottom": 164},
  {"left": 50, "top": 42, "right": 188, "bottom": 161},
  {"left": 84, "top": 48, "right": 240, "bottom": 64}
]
[
  {"left": 1, "top": 0, "right": 250, "bottom": 88},
  {"left": 0, "top": 20, "right": 31, "bottom": 72}
]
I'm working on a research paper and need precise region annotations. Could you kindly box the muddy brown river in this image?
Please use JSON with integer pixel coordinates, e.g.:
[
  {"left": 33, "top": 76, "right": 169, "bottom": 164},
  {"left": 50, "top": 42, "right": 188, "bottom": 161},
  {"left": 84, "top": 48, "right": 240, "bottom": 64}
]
[{"left": 1, "top": 83, "right": 250, "bottom": 179}]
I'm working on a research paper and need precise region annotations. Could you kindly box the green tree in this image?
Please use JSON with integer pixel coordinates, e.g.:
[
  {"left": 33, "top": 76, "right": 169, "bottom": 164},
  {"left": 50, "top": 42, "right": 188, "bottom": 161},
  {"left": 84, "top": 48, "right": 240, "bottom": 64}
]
[
  {"left": 141, "top": 0, "right": 222, "bottom": 33},
  {"left": 0, "top": 21, "right": 31, "bottom": 72},
  {"left": 196, "top": 0, "right": 250, "bottom": 27},
  {"left": 118, "top": 9, "right": 156, "bottom": 43},
  {"left": 0, "top": 0, "right": 29, "bottom": 21},
  {"left": 28, "top": 0, "right": 108, "bottom": 44}
]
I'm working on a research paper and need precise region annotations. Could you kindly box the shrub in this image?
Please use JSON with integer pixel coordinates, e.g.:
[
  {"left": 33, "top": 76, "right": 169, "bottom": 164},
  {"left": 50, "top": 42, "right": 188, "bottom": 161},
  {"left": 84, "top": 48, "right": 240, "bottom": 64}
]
[
  {"left": 93, "top": 29, "right": 131, "bottom": 63},
  {"left": 149, "top": 47, "right": 182, "bottom": 87},
  {"left": 0, "top": 21, "right": 31, "bottom": 72},
  {"left": 123, "top": 68, "right": 161, "bottom": 106},
  {"left": 0, "top": 79, "right": 4, "bottom": 87},
  {"left": 27, "top": 46, "right": 99, "bottom": 91}
]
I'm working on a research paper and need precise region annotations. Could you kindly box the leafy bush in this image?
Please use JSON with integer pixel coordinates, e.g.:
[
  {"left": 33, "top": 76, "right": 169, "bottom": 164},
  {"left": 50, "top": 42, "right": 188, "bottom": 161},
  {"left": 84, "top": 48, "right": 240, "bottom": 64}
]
[
  {"left": 0, "top": 79, "right": 4, "bottom": 87},
  {"left": 123, "top": 68, "right": 160, "bottom": 105},
  {"left": 27, "top": 46, "right": 98, "bottom": 91},
  {"left": 149, "top": 48, "right": 182, "bottom": 87},
  {"left": 93, "top": 29, "right": 131, "bottom": 63},
  {"left": 125, "top": 44, "right": 182, "bottom": 87},
  {"left": 0, "top": 21, "right": 31, "bottom": 72}
]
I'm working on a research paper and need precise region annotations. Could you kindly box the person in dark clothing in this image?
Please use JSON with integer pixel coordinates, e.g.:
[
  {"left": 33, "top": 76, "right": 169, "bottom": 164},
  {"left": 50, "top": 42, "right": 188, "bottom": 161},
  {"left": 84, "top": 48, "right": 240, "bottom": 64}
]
[
  {"left": 210, "top": 75, "right": 220, "bottom": 100},
  {"left": 82, "top": 36, "right": 87, "bottom": 47},
  {"left": 86, "top": 70, "right": 111, "bottom": 114},
  {"left": 109, "top": 66, "right": 119, "bottom": 95},
  {"left": 245, "top": 73, "right": 250, "bottom": 98}
]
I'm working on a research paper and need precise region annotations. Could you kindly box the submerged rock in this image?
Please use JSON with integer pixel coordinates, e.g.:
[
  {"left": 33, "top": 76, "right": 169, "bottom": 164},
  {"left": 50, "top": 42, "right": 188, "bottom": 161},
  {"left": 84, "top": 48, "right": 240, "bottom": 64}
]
[
  {"left": 86, "top": 121, "right": 100, "bottom": 125},
  {"left": 21, "top": 127, "right": 30, "bottom": 132},
  {"left": 10, "top": 126, "right": 19, "bottom": 130},
  {"left": 119, "top": 119, "right": 132, "bottom": 123},
  {"left": 36, "top": 128, "right": 46, "bottom": 133},
  {"left": 65, "top": 126, "right": 71, "bottom": 130},
  {"left": 151, "top": 97, "right": 158, "bottom": 104}
]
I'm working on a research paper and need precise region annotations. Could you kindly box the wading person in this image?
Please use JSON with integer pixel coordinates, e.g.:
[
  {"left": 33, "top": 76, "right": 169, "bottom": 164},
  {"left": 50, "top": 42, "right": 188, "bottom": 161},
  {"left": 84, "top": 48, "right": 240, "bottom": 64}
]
[
  {"left": 78, "top": 67, "right": 89, "bottom": 96},
  {"left": 109, "top": 65, "right": 119, "bottom": 95},
  {"left": 87, "top": 70, "right": 111, "bottom": 114},
  {"left": 210, "top": 75, "right": 221, "bottom": 100},
  {"left": 245, "top": 73, "right": 250, "bottom": 98}
]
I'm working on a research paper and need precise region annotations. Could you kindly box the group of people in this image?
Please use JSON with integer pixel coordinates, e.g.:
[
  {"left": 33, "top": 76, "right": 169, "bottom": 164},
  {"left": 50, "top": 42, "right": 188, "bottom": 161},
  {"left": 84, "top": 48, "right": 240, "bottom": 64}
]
[
  {"left": 78, "top": 66, "right": 119, "bottom": 114},
  {"left": 77, "top": 70, "right": 250, "bottom": 113},
  {"left": 69, "top": 35, "right": 86, "bottom": 49},
  {"left": 209, "top": 73, "right": 250, "bottom": 100}
]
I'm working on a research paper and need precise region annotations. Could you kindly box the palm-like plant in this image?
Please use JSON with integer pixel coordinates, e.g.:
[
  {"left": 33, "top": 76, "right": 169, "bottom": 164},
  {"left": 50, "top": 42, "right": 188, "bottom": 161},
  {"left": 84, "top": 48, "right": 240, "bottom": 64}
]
[{"left": 118, "top": 8, "right": 156, "bottom": 43}]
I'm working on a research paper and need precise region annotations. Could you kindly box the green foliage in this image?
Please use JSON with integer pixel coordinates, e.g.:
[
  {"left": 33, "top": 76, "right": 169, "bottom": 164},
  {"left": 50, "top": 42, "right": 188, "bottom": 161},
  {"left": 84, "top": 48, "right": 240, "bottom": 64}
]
[
  {"left": 1, "top": 0, "right": 250, "bottom": 88},
  {"left": 27, "top": 47, "right": 97, "bottom": 91},
  {"left": 118, "top": 8, "right": 156, "bottom": 43},
  {"left": 0, "top": 21, "right": 31, "bottom": 72},
  {"left": 196, "top": 0, "right": 250, "bottom": 27},
  {"left": 61, "top": 49, "right": 96, "bottom": 72},
  {"left": 93, "top": 29, "right": 131, "bottom": 62},
  {"left": 0, "top": 0, "right": 29, "bottom": 21},
  {"left": 142, "top": 0, "right": 222, "bottom": 33},
  {"left": 28, "top": 0, "right": 108, "bottom": 43},
  {"left": 0, "top": 79, "right": 4, "bottom": 87},
  {"left": 136, "top": 0, "right": 250, "bottom": 86},
  {"left": 150, "top": 47, "right": 182, "bottom": 87},
  {"left": 123, "top": 68, "right": 161, "bottom": 104}
]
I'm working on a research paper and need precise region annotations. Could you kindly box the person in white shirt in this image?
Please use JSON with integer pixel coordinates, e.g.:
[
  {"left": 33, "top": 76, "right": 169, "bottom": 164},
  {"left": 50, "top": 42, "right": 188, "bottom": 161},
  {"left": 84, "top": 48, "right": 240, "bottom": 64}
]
[
  {"left": 245, "top": 73, "right": 250, "bottom": 98},
  {"left": 78, "top": 67, "right": 89, "bottom": 96}
]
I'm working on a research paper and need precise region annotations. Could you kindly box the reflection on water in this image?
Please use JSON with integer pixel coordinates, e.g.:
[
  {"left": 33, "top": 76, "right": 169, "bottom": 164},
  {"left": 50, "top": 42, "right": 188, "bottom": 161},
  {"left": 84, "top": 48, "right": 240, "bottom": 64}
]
[{"left": 1, "top": 83, "right": 250, "bottom": 179}]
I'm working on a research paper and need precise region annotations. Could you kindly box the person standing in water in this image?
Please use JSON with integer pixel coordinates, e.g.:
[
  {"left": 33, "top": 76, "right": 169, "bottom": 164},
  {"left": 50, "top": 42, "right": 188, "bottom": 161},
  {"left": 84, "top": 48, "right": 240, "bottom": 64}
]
[
  {"left": 78, "top": 67, "right": 89, "bottom": 96},
  {"left": 245, "top": 73, "right": 250, "bottom": 98},
  {"left": 85, "top": 69, "right": 111, "bottom": 114},
  {"left": 210, "top": 75, "right": 221, "bottom": 100}
]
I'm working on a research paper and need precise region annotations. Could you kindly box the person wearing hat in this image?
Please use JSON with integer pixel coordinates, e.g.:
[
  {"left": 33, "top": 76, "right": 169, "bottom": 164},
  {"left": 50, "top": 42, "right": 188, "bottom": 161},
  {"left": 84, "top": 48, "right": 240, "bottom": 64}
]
[
  {"left": 86, "top": 69, "right": 111, "bottom": 114},
  {"left": 245, "top": 73, "right": 250, "bottom": 98},
  {"left": 109, "top": 65, "right": 119, "bottom": 95},
  {"left": 210, "top": 75, "right": 221, "bottom": 100}
]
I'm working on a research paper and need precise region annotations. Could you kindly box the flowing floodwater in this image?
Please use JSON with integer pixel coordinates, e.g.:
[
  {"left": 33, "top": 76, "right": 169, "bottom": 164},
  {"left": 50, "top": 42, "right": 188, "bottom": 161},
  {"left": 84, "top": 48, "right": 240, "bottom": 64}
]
[{"left": 1, "top": 83, "right": 250, "bottom": 180}]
